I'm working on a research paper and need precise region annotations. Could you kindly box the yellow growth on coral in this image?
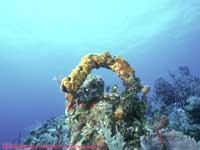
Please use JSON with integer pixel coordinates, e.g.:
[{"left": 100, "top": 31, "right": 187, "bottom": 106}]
[
  {"left": 60, "top": 52, "right": 135, "bottom": 105},
  {"left": 114, "top": 105, "right": 124, "bottom": 121}
]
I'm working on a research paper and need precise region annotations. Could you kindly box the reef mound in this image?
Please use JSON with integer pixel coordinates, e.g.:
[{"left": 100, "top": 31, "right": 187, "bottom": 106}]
[{"left": 17, "top": 54, "right": 200, "bottom": 150}]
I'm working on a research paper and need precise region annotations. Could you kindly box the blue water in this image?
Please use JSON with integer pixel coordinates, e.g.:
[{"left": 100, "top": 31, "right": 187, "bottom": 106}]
[{"left": 0, "top": 0, "right": 200, "bottom": 144}]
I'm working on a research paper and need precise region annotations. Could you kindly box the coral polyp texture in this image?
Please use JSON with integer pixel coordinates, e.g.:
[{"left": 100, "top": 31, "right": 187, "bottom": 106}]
[{"left": 60, "top": 52, "right": 135, "bottom": 103}]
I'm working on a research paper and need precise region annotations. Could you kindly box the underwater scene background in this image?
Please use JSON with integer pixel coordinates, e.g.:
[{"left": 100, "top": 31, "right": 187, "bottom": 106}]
[{"left": 0, "top": 0, "right": 200, "bottom": 149}]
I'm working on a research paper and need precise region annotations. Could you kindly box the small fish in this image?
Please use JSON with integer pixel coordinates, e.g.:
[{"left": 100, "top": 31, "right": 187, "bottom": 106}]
[{"left": 52, "top": 75, "right": 64, "bottom": 83}]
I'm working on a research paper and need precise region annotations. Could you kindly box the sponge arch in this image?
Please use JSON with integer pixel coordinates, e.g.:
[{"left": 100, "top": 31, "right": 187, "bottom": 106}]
[{"left": 60, "top": 52, "right": 135, "bottom": 102}]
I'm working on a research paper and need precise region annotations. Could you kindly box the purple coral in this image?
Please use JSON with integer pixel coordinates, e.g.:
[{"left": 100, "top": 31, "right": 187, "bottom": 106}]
[
  {"left": 153, "top": 66, "right": 200, "bottom": 107},
  {"left": 154, "top": 77, "right": 177, "bottom": 106},
  {"left": 148, "top": 66, "right": 200, "bottom": 141}
]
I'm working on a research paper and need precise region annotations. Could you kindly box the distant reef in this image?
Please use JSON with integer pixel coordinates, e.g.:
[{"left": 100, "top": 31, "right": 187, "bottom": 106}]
[
  {"left": 11, "top": 53, "right": 200, "bottom": 150},
  {"left": 147, "top": 66, "right": 200, "bottom": 142}
]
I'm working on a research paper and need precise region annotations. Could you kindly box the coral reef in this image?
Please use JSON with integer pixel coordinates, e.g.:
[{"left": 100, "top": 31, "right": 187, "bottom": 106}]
[
  {"left": 154, "top": 77, "right": 177, "bottom": 106},
  {"left": 20, "top": 115, "right": 199, "bottom": 150},
  {"left": 140, "top": 130, "right": 200, "bottom": 150},
  {"left": 169, "top": 66, "right": 200, "bottom": 106},
  {"left": 22, "top": 116, "right": 70, "bottom": 147},
  {"left": 66, "top": 74, "right": 147, "bottom": 149},
  {"left": 185, "top": 96, "right": 200, "bottom": 141},
  {"left": 66, "top": 74, "right": 105, "bottom": 111},
  {"left": 59, "top": 52, "right": 149, "bottom": 149},
  {"left": 152, "top": 66, "right": 200, "bottom": 108},
  {"left": 168, "top": 106, "right": 190, "bottom": 132},
  {"left": 16, "top": 57, "right": 200, "bottom": 150},
  {"left": 100, "top": 121, "right": 126, "bottom": 150},
  {"left": 147, "top": 66, "right": 200, "bottom": 141}
]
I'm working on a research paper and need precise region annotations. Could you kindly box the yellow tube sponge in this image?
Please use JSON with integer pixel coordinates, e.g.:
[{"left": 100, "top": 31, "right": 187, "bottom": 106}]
[{"left": 60, "top": 52, "right": 135, "bottom": 102}]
